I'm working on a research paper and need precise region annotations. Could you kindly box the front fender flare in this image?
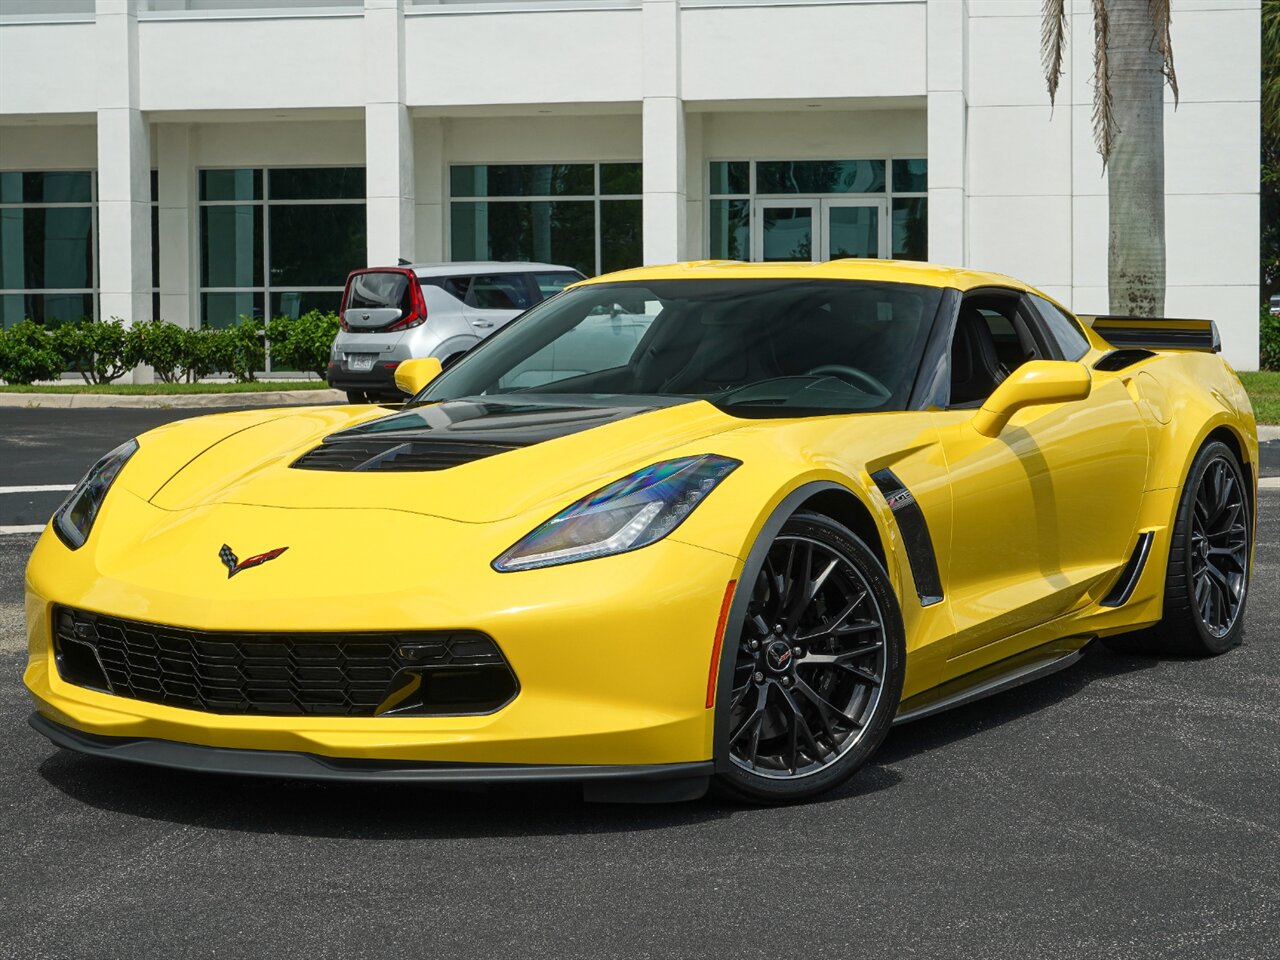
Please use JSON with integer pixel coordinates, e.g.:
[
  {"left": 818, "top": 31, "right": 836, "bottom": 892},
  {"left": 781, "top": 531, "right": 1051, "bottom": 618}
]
[{"left": 710, "top": 480, "right": 875, "bottom": 773}]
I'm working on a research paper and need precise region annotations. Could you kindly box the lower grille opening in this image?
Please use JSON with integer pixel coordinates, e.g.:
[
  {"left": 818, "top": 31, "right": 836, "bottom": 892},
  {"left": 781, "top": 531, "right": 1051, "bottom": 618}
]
[{"left": 51, "top": 606, "right": 518, "bottom": 718}]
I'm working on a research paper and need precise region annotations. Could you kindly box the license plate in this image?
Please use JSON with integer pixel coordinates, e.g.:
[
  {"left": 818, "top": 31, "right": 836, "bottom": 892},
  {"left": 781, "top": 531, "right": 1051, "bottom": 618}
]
[{"left": 347, "top": 354, "right": 375, "bottom": 372}]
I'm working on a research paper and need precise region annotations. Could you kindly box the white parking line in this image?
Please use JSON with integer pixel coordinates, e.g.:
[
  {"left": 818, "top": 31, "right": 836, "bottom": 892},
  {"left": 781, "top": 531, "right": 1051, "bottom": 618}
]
[
  {"left": 0, "top": 525, "right": 45, "bottom": 535},
  {"left": 0, "top": 484, "right": 74, "bottom": 495},
  {"left": 1261, "top": 478, "right": 1280, "bottom": 491}
]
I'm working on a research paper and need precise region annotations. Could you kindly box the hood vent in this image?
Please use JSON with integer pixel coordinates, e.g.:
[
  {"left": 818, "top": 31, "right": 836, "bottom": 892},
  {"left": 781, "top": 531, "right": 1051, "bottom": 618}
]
[{"left": 292, "top": 438, "right": 521, "bottom": 472}]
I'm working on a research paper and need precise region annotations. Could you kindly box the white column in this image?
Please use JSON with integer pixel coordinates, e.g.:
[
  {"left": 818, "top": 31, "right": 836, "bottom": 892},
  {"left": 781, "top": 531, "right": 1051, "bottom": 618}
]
[
  {"left": 641, "top": 0, "right": 686, "bottom": 265},
  {"left": 156, "top": 124, "right": 193, "bottom": 328},
  {"left": 95, "top": 0, "right": 151, "bottom": 357},
  {"left": 414, "top": 116, "right": 445, "bottom": 262},
  {"left": 925, "top": 0, "right": 967, "bottom": 266},
  {"left": 365, "top": 0, "right": 414, "bottom": 267},
  {"left": 683, "top": 111, "right": 704, "bottom": 260}
]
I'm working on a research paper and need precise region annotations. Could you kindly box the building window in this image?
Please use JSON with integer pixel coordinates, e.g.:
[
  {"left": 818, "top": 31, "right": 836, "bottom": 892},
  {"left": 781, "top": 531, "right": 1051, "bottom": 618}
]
[
  {"left": 448, "top": 162, "right": 642, "bottom": 277},
  {"left": 197, "top": 166, "right": 366, "bottom": 329},
  {"left": 707, "top": 159, "right": 928, "bottom": 263},
  {"left": 0, "top": 171, "right": 96, "bottom": 329}
]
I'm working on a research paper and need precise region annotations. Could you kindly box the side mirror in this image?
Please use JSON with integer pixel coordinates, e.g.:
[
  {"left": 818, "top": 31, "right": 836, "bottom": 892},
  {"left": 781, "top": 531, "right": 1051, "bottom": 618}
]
[
  {"left": 970, "top": 360, "right": 1092, "bottom": 437},
  {"left": 393, "top": 356, "right": 443, "bottom": 397}
]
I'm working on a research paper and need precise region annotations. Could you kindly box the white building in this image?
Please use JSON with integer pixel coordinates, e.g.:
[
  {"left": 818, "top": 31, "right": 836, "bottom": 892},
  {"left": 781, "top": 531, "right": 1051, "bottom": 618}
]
[{"left": 0, "top": 0, "right": 1262, "bottom": 368}]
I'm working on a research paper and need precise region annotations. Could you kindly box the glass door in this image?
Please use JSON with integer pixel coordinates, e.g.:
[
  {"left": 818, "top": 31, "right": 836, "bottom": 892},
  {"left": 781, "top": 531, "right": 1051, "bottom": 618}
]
[
  {"left": 751, "top": 198, "right": 889, "bottom": 262},
  {"left": 821, "top": 199, "right": 888, "bottom": 260},
  {"left": 754, "top": 200, "right": 819, "bottom": 262}
]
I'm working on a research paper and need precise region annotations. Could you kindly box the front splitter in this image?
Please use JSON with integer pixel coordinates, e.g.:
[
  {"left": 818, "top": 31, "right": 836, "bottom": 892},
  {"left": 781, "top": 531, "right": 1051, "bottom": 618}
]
[{"left": 29, "top": 713, "right": 712, "bottom": 803}]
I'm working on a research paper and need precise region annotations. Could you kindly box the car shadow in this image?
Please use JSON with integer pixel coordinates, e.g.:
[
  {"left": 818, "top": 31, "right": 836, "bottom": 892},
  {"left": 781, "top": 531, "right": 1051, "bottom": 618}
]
[
  {"left": 35, "top": 646, "right": 1156, "bottom": 838},
  {"left": 874, "top": 643, "right": 1158, "bottom": 765}
]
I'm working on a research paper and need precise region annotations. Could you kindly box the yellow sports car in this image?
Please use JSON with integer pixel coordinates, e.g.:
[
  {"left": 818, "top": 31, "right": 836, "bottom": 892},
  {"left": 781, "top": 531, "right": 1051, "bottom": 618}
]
[{"left": 23, "top": 261, "right": 1258, "bottom": 803}]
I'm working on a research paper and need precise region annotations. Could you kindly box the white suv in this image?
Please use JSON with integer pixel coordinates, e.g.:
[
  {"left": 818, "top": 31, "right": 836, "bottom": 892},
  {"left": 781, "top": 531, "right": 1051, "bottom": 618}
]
[{"left": 327, "top": 261, "right": 584, "bottom": 401}]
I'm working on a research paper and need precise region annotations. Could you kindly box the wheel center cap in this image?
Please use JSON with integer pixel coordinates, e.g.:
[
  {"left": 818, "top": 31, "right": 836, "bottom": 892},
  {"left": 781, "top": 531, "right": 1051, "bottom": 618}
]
[{"left": 765, "top": 639, "right": 794, "bottom": 673}]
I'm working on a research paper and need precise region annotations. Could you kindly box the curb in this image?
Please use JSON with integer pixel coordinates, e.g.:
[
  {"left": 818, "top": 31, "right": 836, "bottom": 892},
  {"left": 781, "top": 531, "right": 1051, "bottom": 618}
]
[
  {"left": 1258, "top": 425, "right": 1280, "bottom": 442},
  {"left": 0, "top": 389, "right": 346, "bottom": 410}
]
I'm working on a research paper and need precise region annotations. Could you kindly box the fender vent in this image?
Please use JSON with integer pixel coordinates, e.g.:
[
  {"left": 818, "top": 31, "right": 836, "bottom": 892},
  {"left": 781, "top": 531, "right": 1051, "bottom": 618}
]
[
  {"left": 870, "top": 469, "right": 944, "bottom": 607},
  {"left": 292, "top": 439, "right": 520, "bottom": 472}
]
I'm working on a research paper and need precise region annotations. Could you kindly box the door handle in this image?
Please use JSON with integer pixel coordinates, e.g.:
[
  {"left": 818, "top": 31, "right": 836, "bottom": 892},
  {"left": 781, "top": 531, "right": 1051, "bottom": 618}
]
[{"left": 474, "top": 320, "right": 494, "bottom": 328}]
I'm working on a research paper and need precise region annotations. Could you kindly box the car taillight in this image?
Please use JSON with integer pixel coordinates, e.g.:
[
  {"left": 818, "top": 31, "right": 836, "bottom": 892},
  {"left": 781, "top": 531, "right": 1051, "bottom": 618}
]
[
  {"left": 386, "top": 269, "right": 428, "bottom": 332},
  {"left": 338, "top": 273, "right": 355, "bottom": 331}
]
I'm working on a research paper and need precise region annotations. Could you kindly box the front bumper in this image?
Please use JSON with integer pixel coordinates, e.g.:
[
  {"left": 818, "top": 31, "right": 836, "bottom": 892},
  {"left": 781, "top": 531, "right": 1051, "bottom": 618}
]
[{"left": 23, "top": 505, "right": 742, "bottom": 773}]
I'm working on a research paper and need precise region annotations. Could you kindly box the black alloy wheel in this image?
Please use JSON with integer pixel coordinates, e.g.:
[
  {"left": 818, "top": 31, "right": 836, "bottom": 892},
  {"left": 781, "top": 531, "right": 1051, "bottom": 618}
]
[
  {"left": 1188, "top": 455, "right": 1251, "bottom": 639},
  {"left": 718, "top": 512, "right": 904, "bottom": 803},
  {"left": 1106, "top": 440, "right": 1252, "bottom": 657}
]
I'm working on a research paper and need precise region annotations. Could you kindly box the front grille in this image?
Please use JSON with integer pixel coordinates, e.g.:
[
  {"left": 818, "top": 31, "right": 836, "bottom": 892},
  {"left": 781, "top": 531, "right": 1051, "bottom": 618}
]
[
  {"left": 51, "top": 606, "right": 519, "bottom": 718},
  {"left": 291, "top": 439, "right": 520, "bottom": 472}
]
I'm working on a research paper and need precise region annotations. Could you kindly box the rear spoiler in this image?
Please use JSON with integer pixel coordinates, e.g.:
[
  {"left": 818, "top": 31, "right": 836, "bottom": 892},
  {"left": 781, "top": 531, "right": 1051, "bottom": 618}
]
[{"left": 1080, "top": 315, "right": 1221, "bottom": 354}]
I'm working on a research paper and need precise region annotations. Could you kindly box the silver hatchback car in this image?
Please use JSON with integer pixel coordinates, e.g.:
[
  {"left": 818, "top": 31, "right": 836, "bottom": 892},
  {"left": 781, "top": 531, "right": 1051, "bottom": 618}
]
[{"left": 327, "top": 261, "right": 584, "bottom": 401}]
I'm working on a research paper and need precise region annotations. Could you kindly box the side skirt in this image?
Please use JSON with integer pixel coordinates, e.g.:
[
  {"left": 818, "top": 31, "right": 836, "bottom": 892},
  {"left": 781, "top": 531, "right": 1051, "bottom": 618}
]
[{"left": 893, "top": 637, "right": 1094, "bottom": 726}]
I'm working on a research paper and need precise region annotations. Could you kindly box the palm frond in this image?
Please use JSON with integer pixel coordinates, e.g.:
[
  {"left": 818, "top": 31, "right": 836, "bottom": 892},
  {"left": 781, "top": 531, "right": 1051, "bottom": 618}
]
[
  {"left": 1041, "top": 0, "right": 1068, "bottom": 106},
  {"left": 1147, "top": 0, "right": 1179, "bottom": 105},
  {"left": 1263, "top": 0, "right": 1280, "bottom": 140},
  {"left": 1092, "top": 0, "right": 1116, "bottom": 167}
]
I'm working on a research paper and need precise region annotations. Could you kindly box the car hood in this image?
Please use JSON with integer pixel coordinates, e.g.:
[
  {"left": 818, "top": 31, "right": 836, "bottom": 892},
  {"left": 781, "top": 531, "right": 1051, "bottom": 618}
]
[{"left": 124, "top": 398, "right": 749, "bottom": 524}]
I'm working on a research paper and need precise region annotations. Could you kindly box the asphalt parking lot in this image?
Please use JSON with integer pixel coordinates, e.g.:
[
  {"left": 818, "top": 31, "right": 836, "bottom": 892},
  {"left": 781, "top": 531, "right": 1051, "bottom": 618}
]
[{"left": 2, "top": 407, "right": 1279, "bottom": 959}]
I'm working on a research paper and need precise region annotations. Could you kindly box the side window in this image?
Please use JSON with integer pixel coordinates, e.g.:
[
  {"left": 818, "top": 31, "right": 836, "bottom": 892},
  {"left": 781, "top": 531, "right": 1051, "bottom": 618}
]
[
  {"left": 982, "top": 309, "right": 1027, "bottom": 373},
  {"left": 1030, "top": 294, "right": 1091, "bottom": 361},
  {"left": 529, "top": 271, "right": 583, "bottom": 301},
  {"left": 420, "top": 275, "right": 472, "bottom": 303},
  {"left": 949, "top": 297, "right": 1028, "bottom": 407},
  {"left": 442, "top": 276, "right": 471, "bottom": 302},
  {"left": 469, "top": 274, "right": 535, "bottom": 311}
]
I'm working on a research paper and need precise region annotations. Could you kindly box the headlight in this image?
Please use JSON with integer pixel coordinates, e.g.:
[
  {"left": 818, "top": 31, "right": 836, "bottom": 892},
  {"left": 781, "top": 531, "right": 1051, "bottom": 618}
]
[
  {"left": 493, "top": 454, "right": 740, "bottom": 572},
  {"left": 53, "top": 439, "right": 138, "bottom": 550}
]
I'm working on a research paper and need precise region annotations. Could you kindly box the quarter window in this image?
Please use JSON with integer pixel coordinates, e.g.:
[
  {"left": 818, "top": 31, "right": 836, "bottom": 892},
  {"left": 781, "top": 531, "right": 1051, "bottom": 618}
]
[{"left": 1030, "top": 294, "right": 1091, "bottom": 361}]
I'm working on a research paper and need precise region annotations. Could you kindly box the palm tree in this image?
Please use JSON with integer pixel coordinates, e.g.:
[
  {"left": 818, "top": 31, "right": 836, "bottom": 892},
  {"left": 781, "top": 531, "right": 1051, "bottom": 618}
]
[
  {"left": 1262, "top": 0, "right": 1278, "bottom": 304},
  {"left": 1042, "top": 0, "right": 1177, "bottom": 316}
]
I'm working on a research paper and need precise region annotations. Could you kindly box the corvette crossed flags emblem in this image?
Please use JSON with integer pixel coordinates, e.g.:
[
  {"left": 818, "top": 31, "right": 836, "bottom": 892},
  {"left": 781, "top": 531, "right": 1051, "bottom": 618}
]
[{"left": 219, "top": 543, "right": 289, "bottom": 579}]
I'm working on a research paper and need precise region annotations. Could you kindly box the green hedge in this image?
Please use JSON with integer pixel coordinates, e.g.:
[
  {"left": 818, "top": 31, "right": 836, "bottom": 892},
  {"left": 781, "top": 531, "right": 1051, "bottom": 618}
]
[
  {"left": 1263, "top": 306, "right": 1280, "bottom": 372},
  {"left": 0, "top": 312, "right": 341, "bottom": 386}
]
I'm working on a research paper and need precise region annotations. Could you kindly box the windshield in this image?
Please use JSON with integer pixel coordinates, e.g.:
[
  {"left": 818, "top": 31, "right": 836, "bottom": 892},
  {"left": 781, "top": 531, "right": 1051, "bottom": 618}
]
[{"left": 415, "top": 279, "right": 944, "bottom": 415}]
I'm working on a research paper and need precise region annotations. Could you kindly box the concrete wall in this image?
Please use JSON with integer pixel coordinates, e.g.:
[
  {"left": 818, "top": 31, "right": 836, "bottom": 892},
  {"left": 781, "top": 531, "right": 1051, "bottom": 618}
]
[{"left": 0, "top": 0, "right": 1263, "bottom": 366}]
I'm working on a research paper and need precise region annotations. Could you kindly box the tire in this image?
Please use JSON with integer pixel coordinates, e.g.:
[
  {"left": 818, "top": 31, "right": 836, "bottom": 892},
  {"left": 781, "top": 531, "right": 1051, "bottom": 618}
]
[
  {"left": 344, "top": 390, "right": 369, "bottom": 404},
  {"left": 715, "top": 512, "right": 906, "bottom": 804},
  {"left": 1105, "top": 440, "right": 1252, "bottom": 657}
]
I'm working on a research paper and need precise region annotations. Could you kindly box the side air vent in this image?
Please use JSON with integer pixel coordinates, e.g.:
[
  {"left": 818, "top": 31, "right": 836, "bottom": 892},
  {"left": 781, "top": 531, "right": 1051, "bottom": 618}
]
[
  {"left": 1094, "top": 349, "right": 1156, "bottom": 372},
  {"left": 292, "top": 439, "right": 521, "bottom": 472},
  {"left": 869, "top": 469, "right": 944, "bottom": 607},
  {"left": 1100, "top": 531, "right": 1155, "bottom": 607}
]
